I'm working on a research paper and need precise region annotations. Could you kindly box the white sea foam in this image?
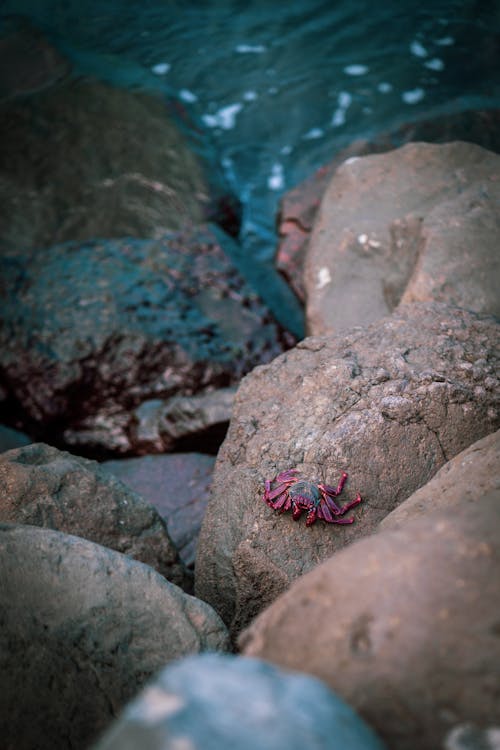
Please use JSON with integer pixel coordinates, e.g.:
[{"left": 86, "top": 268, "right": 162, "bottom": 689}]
[
  {"left": 344, "top": 64, "right": 369, "bottom": 75},
  {"left": 331, "top": 90, "right": 352, "bottom": 127},
  {"left": 151, "top": 62, "right": 170, "bottom": 75},
  {"left": 424, "top": 57, "right": 444, "bottom": 71},
  {"left": 402, "top": 87, "right": 425, "bottom": 104},
  {"left": 280, "top": 145, "right": 292, "bottom": 155},
  {"left": 202, "top": 102, "right": 243, "bottom": 130},
  {"left": 243, "top": 90, "right": 258, "bottom": 101},
  {"left": 268, "top": 163, "right": 284, "bottom": 191},
  {"left": 179, "top": 89, "right": 197, "bottom": 102},
  {"left": 235, "top": 44, "right": 266, "bottom": 53},
  {"left": 303, "top": 127, "right": 324, "bottom": 140},
  {"left": 410, "top": 40, "right": 428, "bottom": 57},
  {"left": 435, "top": 36, "right": 454, "bottom": 45},
  {"left": 377, "top": 82, "right": 393, "bottom": 93}
]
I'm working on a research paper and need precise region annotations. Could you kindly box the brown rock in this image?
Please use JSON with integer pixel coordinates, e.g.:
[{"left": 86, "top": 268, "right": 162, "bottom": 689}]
[
  {"left": 194, "top": 303, "right": 499, "bottom": 634},
  {"left": 0, "top": 523, "right": 229, "bottom": 750},
  {"left": 240, "top": 493, "right": 500, "bottom": 750},
  {"left": 304, "top": 142, "right": 500, "bottom": 335},
  {"left": 101, "top": 452, "right": 216, "bottom": 567},
  {"left": 276, "top": 109, "right": 500, "bottom": 303},
  {"left": 380, "top": 429, "right": 500, "bottom": 532},
  {"left": 0, "top": 442, "right": 189, "bottom": 589}
]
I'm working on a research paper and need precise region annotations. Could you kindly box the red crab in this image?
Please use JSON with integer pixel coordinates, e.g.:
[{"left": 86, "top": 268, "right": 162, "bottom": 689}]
[{"left": 262, "top": 468, "right": 361, "bottom": 527}]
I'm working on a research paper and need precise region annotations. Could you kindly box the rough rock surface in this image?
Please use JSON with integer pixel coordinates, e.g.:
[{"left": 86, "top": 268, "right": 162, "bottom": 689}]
[
  {"left": 101, "top": 452, "right": 216, "bottom": 567},
  {"left": 304, "top": 141, "right": 500, "bottom": 335},
  {"left": 194, "top": 303, "right": 499, "bottom": 633},
  {"left": 276, "top": 109, "right": 500, "bottom": 302},
  {"left": 240, "top": 493, "right": 500, "bottom": 750},
  {"left": 0, "top": 225, "right": 292, "bottom": 454},
  {"left": 380, "top": 429, "right": 500, "bottom": 532},
  {"left": 0, "top": 76, "right": 234, "bottom": 252},
  {"left": 0, "top": 524, "right": 229, "bottom": 750},
  {"left": 93, "top": 653, "right": 387, "bottom": 750},
  {"left": 0, "top": 442, "right": 189, "bottom": 589}
]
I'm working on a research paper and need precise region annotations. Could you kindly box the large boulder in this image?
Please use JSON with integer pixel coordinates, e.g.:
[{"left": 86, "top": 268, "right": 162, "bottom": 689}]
[
  {"left": 304, "top": 141, "right": 500, "bottom": 335},
  {"left": 0, "top": 225, "right": 292, "bottom": 454},
  {"left": 0, "top": 442, "right": 189, "bottom": 589},
  {"left": 0, "top": 75, "right": 234, "bottom": 251},
  {"left": 240, "top": 493, "right": 500, "bottom": 750},
  {"left": 0, "top": 524, "right": 229, "bottom": 750},
  {"left": 380, "top": 429, "right": 500, "bottom": 532},
  {"left": 194, "top": 303, "right": 499, "bottom": 633},
  {"left": 101, "top": 452, "right": 216, "bottom": 568},
  {"left": 276, "top": 109, "right": 500, "bottom": 303},
  {"left": 93, "top": 653, "right": 387, "bottom": 750}
]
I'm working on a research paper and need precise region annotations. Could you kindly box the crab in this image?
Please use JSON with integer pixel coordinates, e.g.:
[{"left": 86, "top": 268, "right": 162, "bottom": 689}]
[{"left": 262, "top": 468, "right": 361, "bottom": 527}]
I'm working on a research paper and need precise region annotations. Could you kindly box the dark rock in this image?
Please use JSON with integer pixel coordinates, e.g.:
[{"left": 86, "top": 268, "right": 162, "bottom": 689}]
[
  {"left": 0, "top": 442, "right": 189, "bottom": 589},
  {"left": 0, "top": 225, "right": 292, "bottom": 454},
  {"left": 92, "top": 653, "right": 387, "bottom": 750},
  {"left": 240, "top": 493, "right": 500, "bottom": 750},
  {"left": 0, "top": 16, "right": 71, "bottom": 101},
  {"left": 101, "top": 452, "right": 216, "bottom": 568},
  {"left": 380, "top": 429, "right": 500, "bottom": 532},
  {"left": 0, "top": 76, "right": 223, "bottom": 252},
  {"left": 304, "top": 142, "right": 500, "bottom": 335},
  {"left": 276, "top": 109, "right": 500, "bottom": 303},
  {"left": 0, "top": 523, "right": 229, "bottom": 750},
  {"left": 194, "top": 303, "right": 499, "bottom": 634}
]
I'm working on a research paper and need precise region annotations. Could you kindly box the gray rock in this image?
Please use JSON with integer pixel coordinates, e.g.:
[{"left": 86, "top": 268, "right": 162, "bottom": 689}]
[
  {"left": 240, "top": 493, "right": 500, "bottom": 750},
  {"left": 101, "top": 452, "right": 216, "bottom": 567},
  {"left": 0, "top": 523, "right": 229, "bottom": 750},
  {"left": 0, "top": 442, "right": 189, "bottom": 589},
  {"left": 194, "top": 303, "right": 499, "bottom": 633},
  {"left": 0, "top": 225, "right": 291, "bottom": 454},
  {"left": 93, "top": 653, "right": 387, "bottom": 750},
  {"left": 380, "top": 429, "right": 500, "bottom": 532},
  {"left": 304, "top": 142, "right": 500, "bottom": 335}
]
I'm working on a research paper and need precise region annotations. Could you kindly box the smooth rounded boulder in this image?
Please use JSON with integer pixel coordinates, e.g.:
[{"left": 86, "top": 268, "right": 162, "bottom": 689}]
[
  {"left": 240, "top": 493, "right": 500, "bottom": 750},
  {"left": 194, "top": 303, "right": 499, "bottom": 634},
  {"left": 0, "top": 524, "right": 229, "bottom": 750}
]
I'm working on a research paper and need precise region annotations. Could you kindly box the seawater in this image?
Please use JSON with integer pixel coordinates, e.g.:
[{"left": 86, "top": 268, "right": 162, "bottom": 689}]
[{"left": 3, "top": 0, "right": 500, "bottom": 335}]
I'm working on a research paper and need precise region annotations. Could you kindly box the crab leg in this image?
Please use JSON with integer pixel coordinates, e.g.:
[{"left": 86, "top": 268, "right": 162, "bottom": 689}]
[{"left": 321, "top": 472, "right": 348, "bottom": 497}]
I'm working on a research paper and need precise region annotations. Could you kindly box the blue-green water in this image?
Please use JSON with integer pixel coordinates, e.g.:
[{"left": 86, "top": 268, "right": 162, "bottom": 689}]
[{"left": 3, "top": 0, "right": 500, "bottom": 335}]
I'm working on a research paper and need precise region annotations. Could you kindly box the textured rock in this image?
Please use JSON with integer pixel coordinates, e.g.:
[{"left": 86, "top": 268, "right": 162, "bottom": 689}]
[
  {"left": 194, "top": 303, "right": 499, "bottom": 633},
  {"left": 0, "top": 76, "right": 230, "bottom": 252},
  {"left": 93, "top": 653, "right": 387, "bottom": 750},
  {"left": 0, "top": 225, "right": 291, "bottom": 454},
  {"left": 0, "top": 442, "right": 189, "bottom": 588},
  {"left": 101, "top": 452, "right": 215, "bottom": 567},
  {"left": 380, "top": 429, "right": 500, "bottom": 532},
  {"left": 304, "top": 141, "right": 500, "bottom": 335},
  {"left": 0, "top": 524, "right": 229, "bottom": 750},
  {"left": 240, "top": 494, "right": 500, "bottom": 750},
  {"left": 276, "top": 109, "right": 500, "bottom": 302}
]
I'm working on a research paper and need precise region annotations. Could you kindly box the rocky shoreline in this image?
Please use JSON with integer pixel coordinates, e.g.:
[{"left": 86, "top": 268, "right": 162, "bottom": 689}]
[{"left": 1, "top": 20, "right": 499, "bottom": 750}]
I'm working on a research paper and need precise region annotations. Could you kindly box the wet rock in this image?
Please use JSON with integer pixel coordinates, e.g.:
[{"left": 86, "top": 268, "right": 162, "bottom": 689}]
[
  {"left": 0, "top": 225, "right": 291, "bottom": 454},
  {"left": 101, "top": 452, "right": 216, "bottom": 567},
  {"left": 93, "top": 652, "right": 387, "bottom": 750},
  {"left": 380, "top": 429, "right": 500, "bottom": 532},
  {"left": 0, "top": 442, "right": 189, "bottom": 589},
  {"left": 305, "top": 142, "right": 500, "bottom": 335},
  {"left": 240, "top": 493, "right": 500, "bottom": 750},
  {"left": 276, "top": 109, "right": 500, "bottom": 303},
  {"left": 0, "top": 76, "right": 228, "bottom": 252},
  {"left": 0, "top": 523, "right": 229, "bottom": 750},
  {"left": 194, "top": 303, "right": 499, "bottom": 634}
]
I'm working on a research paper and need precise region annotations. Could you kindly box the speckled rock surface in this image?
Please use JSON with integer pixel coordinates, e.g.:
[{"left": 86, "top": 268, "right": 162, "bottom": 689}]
[
  {"left": 304, "top": 142, "right": 500, "bottom": 335},
  {"left": 194, "top": 303, "right": 499, "bottom": 634},
  {"left": 93, "top": 653, "right": 387, "bottom": 750},
  {"left": 101, "top": 452, "right": 216, "bottom": 567},
  {"left": 0, "top": 225, "right": 291, "bottom": 454},
  {"left": 380, "top": 429, "right": 500, "bottom": 532},
  {"left": 0, "top": 442, "right": 189, "bottom": 589},
  {"left": 240, "top": 494, "right": 500, "bottom": 750},
  {"left": 0, "top": 524, "right": 229, "bottom": 750}
]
